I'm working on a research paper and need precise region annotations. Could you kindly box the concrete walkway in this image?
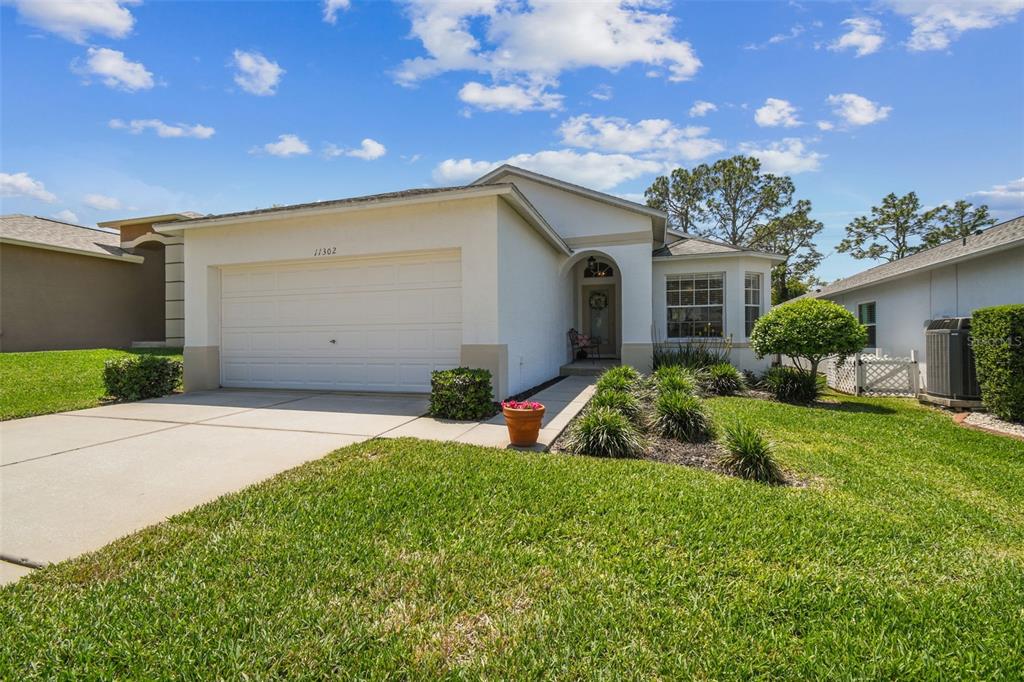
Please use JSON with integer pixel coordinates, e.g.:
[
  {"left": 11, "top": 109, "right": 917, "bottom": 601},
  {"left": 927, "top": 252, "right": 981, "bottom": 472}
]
[
  {"left": 0, "top": 378, "right": 595, "bottom": 585},
  {"left": 382, "top": 375, "right": 595, "bottom": 449}
]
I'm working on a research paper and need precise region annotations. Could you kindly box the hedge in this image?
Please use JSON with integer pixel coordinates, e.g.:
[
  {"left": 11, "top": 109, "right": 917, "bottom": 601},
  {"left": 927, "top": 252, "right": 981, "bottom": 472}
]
[
  {"left": 103, "top": 355, "right": 183, "bottom": 402},
  {"left": 971, "top": 304, "right": 1024, "bottom": 422},
  {"left": 429, "top": 367, "right": 495, "bottom": 420}
]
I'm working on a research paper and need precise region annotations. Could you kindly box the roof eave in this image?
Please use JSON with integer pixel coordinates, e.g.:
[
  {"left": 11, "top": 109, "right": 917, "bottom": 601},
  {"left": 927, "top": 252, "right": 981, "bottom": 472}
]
[
  {"left": 653, "top": 250, "right": 786, "bottom": 262},
  {"left": 0, "top": 237, "right": 144, "bottom": 263}
]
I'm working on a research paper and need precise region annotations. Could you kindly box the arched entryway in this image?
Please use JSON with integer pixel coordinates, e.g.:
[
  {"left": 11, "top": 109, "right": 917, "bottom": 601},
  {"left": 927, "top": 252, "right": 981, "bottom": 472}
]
[{"left": 563, "top": 250, "right": 623, "bottom": 360}]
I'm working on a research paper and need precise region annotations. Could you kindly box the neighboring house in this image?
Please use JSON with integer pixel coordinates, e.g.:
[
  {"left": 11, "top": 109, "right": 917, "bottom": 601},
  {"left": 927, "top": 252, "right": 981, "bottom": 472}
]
[
  {"left": 152, "top": 165, "right": 783, "bottom": 398},
  {"left": 805, "top": 215, "right": 1024, "bottom": 384},
  {"left": 0, "top": 213, "right": 198, "bottom": 352}
]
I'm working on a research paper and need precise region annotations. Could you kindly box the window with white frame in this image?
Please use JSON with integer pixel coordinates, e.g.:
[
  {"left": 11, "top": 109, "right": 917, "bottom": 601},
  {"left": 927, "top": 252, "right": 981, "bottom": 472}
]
[
  {"left": 666, "top": 272, "right": 725, "bottom": 338},
  {"left": 744, "top": 273, "right": 762, "bottom": 336},
  {"left": 858, "top": 302, "right": 877, "bottom": 347}
]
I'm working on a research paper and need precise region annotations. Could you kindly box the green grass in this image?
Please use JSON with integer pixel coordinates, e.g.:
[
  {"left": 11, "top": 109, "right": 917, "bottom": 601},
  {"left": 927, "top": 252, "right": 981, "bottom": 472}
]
[
  {"left": 0, "top": 347, "right": 183, "bottom": 420},
  {"left": 2, "top": 395, "right": 1023, "bottom": 678}
]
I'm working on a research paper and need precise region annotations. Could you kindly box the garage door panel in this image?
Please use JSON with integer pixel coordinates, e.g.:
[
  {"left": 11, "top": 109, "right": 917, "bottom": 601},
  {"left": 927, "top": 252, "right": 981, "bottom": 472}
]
[{"left": 221, "top": 251, "right": 462, "bottom": 392}]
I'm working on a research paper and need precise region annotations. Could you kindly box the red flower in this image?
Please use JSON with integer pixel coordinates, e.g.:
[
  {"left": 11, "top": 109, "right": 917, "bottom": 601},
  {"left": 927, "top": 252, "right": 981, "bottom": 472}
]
[{"left": 502, "top": 400, "right": 544, "bottom": 410}]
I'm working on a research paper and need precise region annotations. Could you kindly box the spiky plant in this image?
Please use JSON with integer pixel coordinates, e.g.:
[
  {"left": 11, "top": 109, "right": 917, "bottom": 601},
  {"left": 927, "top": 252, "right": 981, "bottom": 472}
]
[
  {"left": 699, "top": 363, "right": 745, "bottom": 396},
  {"left": 718, "top": 422, "right": 784, "bottom": 484},
  {"left": 564, "top": 407, "right": 645, "bottom": 458},
  {"left": 653, "top": 365, "right": 697, "bottom": 395},
  {"left": 588, "top": 389, "right": 644, "bottom": 424},
  {"left": 652, "top": 391, "right": 714, "bottom": 442},
  {"left": 595, "top": 365, "right": 640, "bottom": 394}
]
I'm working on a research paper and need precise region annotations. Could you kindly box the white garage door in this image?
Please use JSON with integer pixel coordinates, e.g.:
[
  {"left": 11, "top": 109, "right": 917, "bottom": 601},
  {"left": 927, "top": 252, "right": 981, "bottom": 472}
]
[{"left": 220, "top": 250, "right": 462, "bottom": 392}]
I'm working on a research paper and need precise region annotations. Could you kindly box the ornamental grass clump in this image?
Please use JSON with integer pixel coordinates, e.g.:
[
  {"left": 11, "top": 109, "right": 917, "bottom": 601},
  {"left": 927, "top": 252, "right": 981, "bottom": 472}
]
[
  {"left": 718, "top": 422, "right": 784, "bottom": 485},
  {"left": 699, "top": 363, "right": 745, "bottom": 396},
  {"left": 564, "top": 406, "right": 645, "bottom": 458},
  {"left": 653, "top": 390, "right": 714, "bottom": 442},
  {"left": 588, "top": 389, "right": 644, "bottom": 424},
  {"left": 763, "top": 366, "right": 822, "bottom": 404},
  {"left": 654, "top": 365, "right": 697, "bottom": 394},
  {"left": 595, "top": 365, "right": 641, "bottom": 395}
]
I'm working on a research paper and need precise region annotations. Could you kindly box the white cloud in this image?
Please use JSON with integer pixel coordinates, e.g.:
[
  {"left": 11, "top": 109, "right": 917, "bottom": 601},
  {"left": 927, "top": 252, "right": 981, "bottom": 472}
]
[
  {"left": 969, "top": 177, "right": 1024, "bottom": 217},
  {"left": 885, "top": 0, "right": 1024, "bottom": 51},
  {"left": 325, "top": 138, "right": 388, "bottom": 161},
  {"left": 322, "top": 0, "right": 350, "bottom": 24},
  {"left": 827, "top": 93, "right": 892, "bottom": 126},
  {"left": 744, "top": 24, "right": 805, "bottom": 50},
  {"left": 590, "top": 84, "right": 613, "bottom": 101},
  {"left": 458, "top": 81, "right": 563, "bottom": 112},
  {"left": 754, "top": 98, "right": 802, "bottom": 127},
  {"left": 738, "top": 138, "right": 824, "bottom": 174},
  {"left": 232, "top": 50, "right": 284, "bottom": 96},
  {"left": 0, "top": 171, "right": 58, "bottom": 203},
  {"left": 394, "top": 0, "right": 701, "bottom": 99},
  {"left": 53, "top": 209, "right": 81, "bottom": 224},
  {"left": 74, "top": 47, "right": 153, "bottom": 91},
  {"left": 83, "top": 193, "right": 122, "bottom": 210},
  {"left": 433, "top": 150, "right": 663, "bottom": 190},
  {"left": 9, "top": 0, "right": 136, "bottom": 43},
  {"left": 829, "top": 17, "right": 885, "bottom": 56},
  {"left": 816, "top": 120, "right": 835, "bottom": 131},
  {"left": 558, "top": 114, "right": 723, "bottom": 161},
  {"left": 689, "top": 100, "right": 717, "bottom": 117},
  {"left": 109, "top": 118, "right": 215, "bottom": 139},
  {"left": 253, "top": 134, "right": 311, "bottom": 157}
]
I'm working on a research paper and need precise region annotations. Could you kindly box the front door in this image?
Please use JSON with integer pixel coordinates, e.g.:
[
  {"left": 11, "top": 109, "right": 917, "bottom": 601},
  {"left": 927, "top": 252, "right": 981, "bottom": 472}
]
[{"left": 583, "top": 285, "right": 615, "bottom": 358}]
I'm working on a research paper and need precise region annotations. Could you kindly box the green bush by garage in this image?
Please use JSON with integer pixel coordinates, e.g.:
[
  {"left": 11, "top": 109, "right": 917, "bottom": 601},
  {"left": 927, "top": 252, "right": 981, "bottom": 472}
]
[{"left": 971, "top": 304, "right": 1024, "bottom": 422}]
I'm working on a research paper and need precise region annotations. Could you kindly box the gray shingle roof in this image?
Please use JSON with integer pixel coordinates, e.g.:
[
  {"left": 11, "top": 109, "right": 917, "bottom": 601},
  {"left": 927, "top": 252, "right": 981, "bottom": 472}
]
[
  {"left": 810, "top": 215, "right": 1024, "bottom": 299},
  {"left": 0, "top": 214, "right": 137, "bottom": 260},
  {"left": 166, "top": 185, "right": 486, "bottom": 225},
  {"left": 653, "top": 233, "right": 784, "bottom": 259}
]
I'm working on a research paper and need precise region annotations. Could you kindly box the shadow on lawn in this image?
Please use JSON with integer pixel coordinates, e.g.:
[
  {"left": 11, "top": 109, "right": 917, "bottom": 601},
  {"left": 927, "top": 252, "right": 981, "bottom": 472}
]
[{"left": 811, "top": 400, "right": 896, "bottom": 415}]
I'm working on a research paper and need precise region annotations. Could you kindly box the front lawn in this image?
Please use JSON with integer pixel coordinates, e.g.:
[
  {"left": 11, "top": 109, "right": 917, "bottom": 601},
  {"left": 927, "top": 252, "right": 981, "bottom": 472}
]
[
  {"left": 2, "top": 395, "right": 1022, "bottom": 678},
  {"left": 0, "top": 347, "right": 183, "bottom": 420}
]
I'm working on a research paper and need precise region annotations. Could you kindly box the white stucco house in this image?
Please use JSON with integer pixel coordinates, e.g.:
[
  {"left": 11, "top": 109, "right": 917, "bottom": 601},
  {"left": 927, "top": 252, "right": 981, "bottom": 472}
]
[
  {"left": 153, "top": 165, "right": 784, "bottom": 398},
  {"left": 806, "top": 215, "right": 1024, "bottom": 385}
]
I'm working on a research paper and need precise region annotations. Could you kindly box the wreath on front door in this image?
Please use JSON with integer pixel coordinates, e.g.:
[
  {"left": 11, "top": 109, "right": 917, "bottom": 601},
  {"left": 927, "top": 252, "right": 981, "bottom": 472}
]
[{"left": 588, "top": 291, "right": 609, "bottom": 311}]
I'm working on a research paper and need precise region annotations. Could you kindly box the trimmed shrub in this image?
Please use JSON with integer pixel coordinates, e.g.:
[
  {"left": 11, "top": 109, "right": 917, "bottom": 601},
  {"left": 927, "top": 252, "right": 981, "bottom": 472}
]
[
  {"left": 750, "top": 298, "right": 867, "bottom": 379},
  {"left": 699, "top": 363, "right": 745, "bottom": 396},
  {"left": 653, "top": 391, "right": 714, "bottom": 442},
  {"left": 762, "top": 366, "right": 822, "bottom": 404},
  {"left": 972, "top": 304, "right": 1024, "bottom": 422},
  {"left": 654, "top": 365, "right": 697, "bottom": 394},
  {"left": 429, "top": 367, "right": 494, "bottom": 420},
  {"left": 564, "top": 407, "right": 645, "bottom": 458},
  {"left": 718, "top": 422, "right": 784, "bottom": 484},
  {"left": 103, "top": 355, "right": 182, "bottom": 402},
  {"left": 595, "top": 365, "right": 640, "bottom": 394},
  {"left": 589, "top": 389, "right": 644, "bottom": 424}
]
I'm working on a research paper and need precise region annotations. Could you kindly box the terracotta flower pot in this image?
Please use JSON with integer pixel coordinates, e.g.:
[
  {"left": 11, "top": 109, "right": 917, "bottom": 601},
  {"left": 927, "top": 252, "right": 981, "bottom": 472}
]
[{"left": 502, "top": 405, "right": 545, "bottom": 446}]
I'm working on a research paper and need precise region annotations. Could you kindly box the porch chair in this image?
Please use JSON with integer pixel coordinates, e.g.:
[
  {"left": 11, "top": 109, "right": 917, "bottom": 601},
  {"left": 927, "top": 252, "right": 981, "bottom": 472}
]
[{"left": 568, "top": 328, "right": 601, "bottom": 364}]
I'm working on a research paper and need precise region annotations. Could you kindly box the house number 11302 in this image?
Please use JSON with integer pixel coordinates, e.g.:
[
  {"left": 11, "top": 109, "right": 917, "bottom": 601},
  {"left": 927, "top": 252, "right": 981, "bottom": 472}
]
[{"left": 313, "top": 246, "right": 337, "bottom": 257}]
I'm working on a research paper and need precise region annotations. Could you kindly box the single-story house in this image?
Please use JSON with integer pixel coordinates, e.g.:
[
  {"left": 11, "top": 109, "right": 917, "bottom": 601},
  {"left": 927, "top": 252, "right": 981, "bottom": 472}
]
[
  {"left": 152, "top": 165, "right": 784, "bottom": 398},
  {"left": 0, "top": 212, "right": 201, "bottom": 352},
  {"left": 805, "top": 215, "right": 1024, "bottom": 384}
]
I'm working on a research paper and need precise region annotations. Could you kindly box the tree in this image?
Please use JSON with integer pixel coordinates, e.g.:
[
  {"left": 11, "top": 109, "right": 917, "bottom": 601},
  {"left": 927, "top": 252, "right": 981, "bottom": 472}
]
[
  {"left": 702, "top": 156, "right": 795, "bottom": 246},
  {"left": 749, "top": 299, "right": 867, "bottom": 379},
  {"left": 753, "top": 199, "right": 824, "bottom": 304},
  {"left": 837, "top": 192, "right": 933, "bottom": 262},
  {"left": 921, "top": 200, "right": 996, "bottom": 248},
  {"left": 644, "top": 166, "right": 709, "bottom": 233}
]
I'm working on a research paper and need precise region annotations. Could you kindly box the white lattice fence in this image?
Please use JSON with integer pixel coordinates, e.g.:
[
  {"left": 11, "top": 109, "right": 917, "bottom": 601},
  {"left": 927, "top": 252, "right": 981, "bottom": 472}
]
[{"left": 781, "top": 353, "right": 920, "bottom": 397}]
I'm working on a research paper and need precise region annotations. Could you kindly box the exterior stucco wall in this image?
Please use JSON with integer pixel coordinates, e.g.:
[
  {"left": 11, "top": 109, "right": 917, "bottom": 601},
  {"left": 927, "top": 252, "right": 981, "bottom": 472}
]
[
  {"left": 505, "top": 176, "right": 652, "bottom": 240},
  {"left": 180, "top": 197, "right": 504, "bottom": 389},
  {"left": 823, "top": 245, "right": 1024, "bottom": 383},
  {"left": 0, "top": 242, "right": 164, "bottom": 352},
  {"left": 497, "top": 199, "right": 568, "bottom": 396},
  {"left": 652, "top": 254, "right": 776, "bottom": 372}
]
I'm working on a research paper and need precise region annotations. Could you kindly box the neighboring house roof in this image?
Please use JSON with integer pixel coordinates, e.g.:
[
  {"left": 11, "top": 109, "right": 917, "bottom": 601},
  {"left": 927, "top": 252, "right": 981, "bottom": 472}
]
[
  {"left": 807, "top": 215, "right": 1024, "bottom": 299},
  {"left": 0, "top": 214, "right": 144, "bottom": 263},
  {"left": 153, "top": 183, "right": 572, "bottom": 255},
  {"left": 653, "top": 233, "right": 786, "bottom": 261},
  {"left": 472, "top": 164, "right": 668, "bottom": 243}
]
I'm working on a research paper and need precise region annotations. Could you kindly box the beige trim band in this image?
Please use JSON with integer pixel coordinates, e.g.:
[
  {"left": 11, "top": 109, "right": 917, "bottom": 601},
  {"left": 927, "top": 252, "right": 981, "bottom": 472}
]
[
  {"left": 0, "top": 237, "right": 144, "bottom": 264},
  {"left": 564, "top": 231, "right": 651, "bottom": 249}
]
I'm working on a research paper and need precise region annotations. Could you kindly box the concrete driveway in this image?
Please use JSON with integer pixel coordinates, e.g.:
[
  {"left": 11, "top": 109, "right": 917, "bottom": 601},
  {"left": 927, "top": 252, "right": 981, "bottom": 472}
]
[{"left": 0, "top": 389, "right": 428, "bottom": 583}]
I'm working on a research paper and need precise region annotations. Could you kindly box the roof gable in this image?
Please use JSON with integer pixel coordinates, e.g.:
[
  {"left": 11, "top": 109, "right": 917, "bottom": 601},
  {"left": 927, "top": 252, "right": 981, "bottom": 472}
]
[{"left": 653, "top": 233, "right": 785, "bottom": 261}]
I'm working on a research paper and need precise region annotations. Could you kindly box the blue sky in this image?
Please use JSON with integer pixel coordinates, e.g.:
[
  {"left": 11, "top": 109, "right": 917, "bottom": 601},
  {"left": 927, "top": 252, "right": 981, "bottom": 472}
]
[{"left": 2, "top": 0, "right": 1022, "bottom": 281}]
